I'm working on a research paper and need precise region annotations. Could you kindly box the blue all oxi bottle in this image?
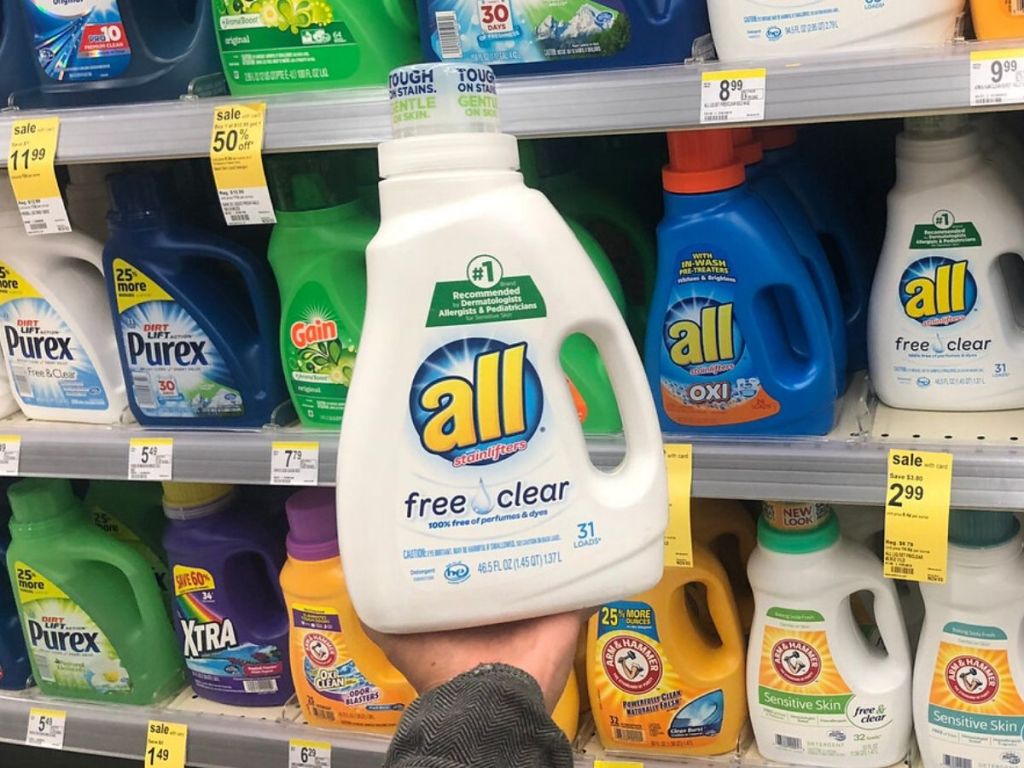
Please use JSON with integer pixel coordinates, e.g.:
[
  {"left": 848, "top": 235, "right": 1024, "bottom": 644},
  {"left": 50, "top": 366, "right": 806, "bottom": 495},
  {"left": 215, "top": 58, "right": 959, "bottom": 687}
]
[
  {"left": 645, "top": 129, "right": 837, "bottom": 436},
  {"left": 103, "top": 170, "right": 287, "bottom": 428}
]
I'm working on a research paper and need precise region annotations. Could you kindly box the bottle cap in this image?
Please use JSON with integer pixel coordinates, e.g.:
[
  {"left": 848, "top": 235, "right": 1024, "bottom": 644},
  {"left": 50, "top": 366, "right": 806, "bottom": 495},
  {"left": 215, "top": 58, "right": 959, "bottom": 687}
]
[
  {"left": 663, "top": 130, "right": 745, "bottom": 194},
  {"left": 903, "top": 115, "right": 971, "bottom": 140},
  {"left": 759, "top": 126, "right": 798, "bottom": 151},
  {"left": 285, "top": 488, "right": 339, "bottom": 561},
  {"left": 162, "top": 482, "right": 235, "bottom": 520},
  {"left": 267, "top": 153, "right": 353, "bottom": 213},
  {"left": 85, "top": 481, "right": 162, "bottom": 517},
  {"left": 107, "top": 170, "right": 169, "bottom": 225},
  {"left": 948, "top": 509, "right": 1019, "bottom": 548},
  {"left": 757, "top": 512, "right": 840, "bottom": 554},
  {"left": 8, "top": 478, "right": 77, "bottom": 525},
  {"left": 67, "top": 164, "right": 118, "bottom": 186},
  {"left": 389, "top": 63, "right": 499, "bottom": 139},
  {"left": 761, "top": 501, "right": 833, "bottom": 532},
  {"left": 733, "top": 128, "right": 764, "bottom": 166}
]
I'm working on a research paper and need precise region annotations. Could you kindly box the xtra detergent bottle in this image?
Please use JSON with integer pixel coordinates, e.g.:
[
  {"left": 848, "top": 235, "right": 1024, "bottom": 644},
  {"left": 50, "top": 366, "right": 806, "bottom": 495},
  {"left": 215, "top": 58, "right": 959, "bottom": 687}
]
[
  {"left": 588, "top": 547, "right": 747, "bottom": 756},
  {"left": 0, "top": 0, "right": 32, "bottom": 107},
  {"left": 213, "top": 0, "right": 420, "bottom": 95},
  {"left": 971, "top": 0, "right": 1024, "bottom": 40},
  {"left": 162, "top": 482, "right": 293, "bottom": 706},
  {"left": 647, "top": 129, "right": 837, "bottom": 436},
  {"left": 692, "top": 498, "right": 756, "bottom": 634},
  {"left": 869, "top": 116, "right": 1024, "bottom": 411},
  {"left": 281, "top": 488, "right": 415, "bottom": 731},
  {"left": 748, "top": 506, "right": 913, "bottom": 768},
  {"left": 337, "top": 63, "right": 667, "bottom": 634},
  {"left": 417, "top": 0, "right": 710, "bottom": 75},
  {"left": 12, "top": 0, "right": 221, "bottom": 108},
  {"left": 267, "top": 154, "right": 372, "bottom": 430},
  {"left": 6, "top": 478, "right": 184, "bottom": 704},
  {"left": 914, "top": 510, "right": 1024, "bottom": 768},
  {"left": 104, "top": 170, "right": 288, "bottom": 428},
  {"left": 0, "top": 173, "right": 125, "bottom": 424},
  {"left": 0, "top": 484, "right": 31, "bottom": 690}
]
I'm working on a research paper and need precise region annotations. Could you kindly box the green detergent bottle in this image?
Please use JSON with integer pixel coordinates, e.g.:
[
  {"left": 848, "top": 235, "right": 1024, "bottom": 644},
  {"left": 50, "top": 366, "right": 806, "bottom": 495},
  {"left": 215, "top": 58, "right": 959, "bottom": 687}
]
[
  {"left": 267, "top": 154, "right": 373, "bottom": 428},
  {"left": 213, "top": 0, "right": 421, "bottom": 95},
  {"left": 7, "top": 479, "right": 184, "bottom": 705}
]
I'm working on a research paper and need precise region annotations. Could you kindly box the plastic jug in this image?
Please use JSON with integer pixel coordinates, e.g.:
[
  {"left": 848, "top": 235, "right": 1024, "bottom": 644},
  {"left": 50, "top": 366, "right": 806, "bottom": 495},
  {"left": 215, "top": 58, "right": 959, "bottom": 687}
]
[
  {"left": 163, "top": 482, "right": 293, "bottom": 706},
  {"left": 0, "top": 173, "right": 125, "bottom": 424},
  {"left": 417, "top": 0, "right": 710, "bottom": 76},
  {"left": 104, "top": 170, "right": 288, "bottom": 428},
  {"left": 971, "top": 0, "right": 1024, "bottom": 40},
  {"left": 748, "top": 509, "right": 913, "bottom": 768},
  {"left": 0, "top": 487, "right": 31, "bottom": 690},
  {"left": 66, "top": 164, "right": 122, "bottom": 243},
  {"left": 587, "top": 545, "right": 747, "bottom": 756},
  {"left": 214, "top": 0, "right": 420, "bottom": 96},
  {"left": 692, "top": 498, "right": 756, "bottom": 633},
  {"left": 0, "top": 0, "right": 32, "bottom": 107},
  {"left": 914, "top": 510, "right": 1024, "bottom": 768},
  {"left": 336, "top": 63, "right": 667, "bottom": 634},
  {"left": 11, "top": 0, "right": 221, "bottom": 108},
  {"left": 708, "top": 0, "right": 964, "bottom": 62},
  {"left": 6, "top": 478, "right": 184, "bottom": 704},
  {"left": 869, "top": 117, "right": 1024, "bottom": 411},
  {"left": 554, "top": 670, "right": 580, "bottom": 742},
  {"left": 646, "top": 129, "right": 837, "bottom": 436}
]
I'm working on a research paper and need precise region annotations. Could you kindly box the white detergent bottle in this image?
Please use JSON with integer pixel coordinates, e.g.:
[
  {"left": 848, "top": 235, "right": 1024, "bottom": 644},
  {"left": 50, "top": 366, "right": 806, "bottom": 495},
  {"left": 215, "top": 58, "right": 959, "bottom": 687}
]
[
  {"left": 335, "top": 63, "right": 667, "bottom": 634},
  {"left": 915, "top": 510, "right": 1024, "bottom": 768},
  {"left": 0, "top": 173, "right": 126, "bottom": 423},
  {"left": 869, "top": 117, "right": 1024, "bottom": 411},
  {"left": 747, "top": 505, "right": 912, "bottom": 767}
]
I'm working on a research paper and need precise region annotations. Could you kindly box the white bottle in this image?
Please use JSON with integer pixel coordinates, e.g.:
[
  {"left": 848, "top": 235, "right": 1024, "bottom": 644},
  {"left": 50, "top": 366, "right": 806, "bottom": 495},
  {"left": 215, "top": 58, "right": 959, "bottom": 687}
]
[
  {"left": 748, "top": 506, "right": 912, "bottom": 767},
  {"left": 335, "top": 63, "right": 667, "bottom": 634},
  {"left": 0, "top": 173, "right": 126, "bottom": 423},
  {"left": 869, "top": 117, "right": 1024, "bottom": 411},
  {"left": 915, "top": 510, "right": 1024, "bottom": 768},
  {"left": 708, "top": 0, "right": 964, "bottom": 62},
  {"left": 65, "top": 163, "right": 121, "bottom": 243}
]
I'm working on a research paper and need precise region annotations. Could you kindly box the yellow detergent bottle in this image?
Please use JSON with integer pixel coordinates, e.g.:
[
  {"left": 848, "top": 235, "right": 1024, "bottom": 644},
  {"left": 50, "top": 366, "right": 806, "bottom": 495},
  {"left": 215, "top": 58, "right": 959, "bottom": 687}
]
[
  {"left": 587, "top": 546, "right": 747, "bottom": 756},
  {"left": 692, "top": 499, "right": 757, "bottom": 634},
  {"left": 554, "top": 669, "right": 580, "bottom": 742}
]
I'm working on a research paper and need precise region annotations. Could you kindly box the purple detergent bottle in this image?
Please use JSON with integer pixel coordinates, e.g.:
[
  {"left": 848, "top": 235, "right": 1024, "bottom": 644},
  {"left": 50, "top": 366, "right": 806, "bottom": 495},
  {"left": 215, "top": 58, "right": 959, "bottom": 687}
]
[{"left": 162, "top": 482, "right": 292, "bottom": 707}]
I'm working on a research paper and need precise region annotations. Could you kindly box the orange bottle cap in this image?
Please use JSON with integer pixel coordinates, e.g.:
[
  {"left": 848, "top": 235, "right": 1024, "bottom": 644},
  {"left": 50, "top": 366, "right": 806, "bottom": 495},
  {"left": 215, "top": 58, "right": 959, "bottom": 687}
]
[
  {"left": 663, "top": 129, "right": 745, "bottom": 194},
  {"left": 732, "top": 127, "right": 764, "bottom": 167},
  {"left": 759, "top": 125, "right": 798, "bottom": 151}
]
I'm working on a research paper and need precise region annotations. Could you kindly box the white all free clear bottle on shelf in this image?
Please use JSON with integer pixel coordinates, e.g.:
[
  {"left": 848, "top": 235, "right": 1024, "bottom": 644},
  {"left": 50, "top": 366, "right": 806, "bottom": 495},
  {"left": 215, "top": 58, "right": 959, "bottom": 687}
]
[{"left": 335, "top": 63, "right": 667, "bottom": 633}]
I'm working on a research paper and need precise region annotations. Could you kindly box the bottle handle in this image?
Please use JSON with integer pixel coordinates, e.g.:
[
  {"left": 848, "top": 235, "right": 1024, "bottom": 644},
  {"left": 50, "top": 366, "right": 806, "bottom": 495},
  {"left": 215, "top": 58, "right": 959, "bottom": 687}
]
[
  {"left": 862, "top": 578, "right": 913, "bottom": 671},
  {"left": 58, "top": 237, "right": 105, "bottom": 276},
  {"left": 381, "top": 0, "right": 419, "bottom": 37},
  {"left": 690, "top": 557, "right": 746, "bottom": 666}
]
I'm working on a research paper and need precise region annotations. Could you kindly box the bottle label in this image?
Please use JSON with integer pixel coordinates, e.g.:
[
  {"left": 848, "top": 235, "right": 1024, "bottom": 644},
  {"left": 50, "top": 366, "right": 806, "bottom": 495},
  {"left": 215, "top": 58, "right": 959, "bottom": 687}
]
[
  {"left": 112, "top": 259, "right": 245, "bottom": 419},
  {"left": 756, "top": 607, "right": 894, "bottom": 758},
  {"left": 22, "top": 0, "right": 132, "bottom": 83},
  {"left": 733, "top": 3, "right": 843, "bottom": 46},
  {"left": 283, "top": 283, "right": 356, "bottom": 426},
  {"left": 91, "top": 509, "right": 170, "bottom": 598},
  {"left": 592, "top": 600, "right": 727, "bottom": 750},
  {"left": 658, "top": 250, "right": 780, "bottom": 426},
  {"left": 14, "top": 561, "right": 132, "bottom": 693},
  {"left": 0, "top": 261, "right": 110, "bottom": 411},
  {"left": 291, "top": 604, "right": 409, "bottom": 729},
  {"left": 925, "top": 622, "right": 1024, "bottom": 767},
  {"left": 173, "top": 565, "right": 285, "bottom": 696},
  {"left": 424, "top": 0, "right": 632, "bottom": 65}
]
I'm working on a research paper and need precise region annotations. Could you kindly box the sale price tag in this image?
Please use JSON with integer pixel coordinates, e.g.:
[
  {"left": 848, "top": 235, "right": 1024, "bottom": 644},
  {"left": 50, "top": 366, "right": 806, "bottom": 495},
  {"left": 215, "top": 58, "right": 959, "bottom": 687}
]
[
  {"left": 26, "top": 708, "right": 66, "bottom": 750},
  {"left": 883, "top": 449, "right": 953, "bottom": 584},
  {"left": 271, "top": 441, "right": 320, "bottom": 486},
  {"left": 0, "top": 435, "right": 22, "bottom": 476},
  {"left": 145, "top": 721, "right": 187, "bottom": 768},
  {"left": 700, "top": 68, "right": 767, "bottom": 124},
  {"left": 970, "top": 50, "right": 1024, "bottom": 106},
  {"left": 663, "top": 445, "right": 694, "bottom": 569},
  {"left": 6, "top": 118, "right": 71, "bottom": 236},
  {"left": 209, "top": 103, "right": 276, "bottom": 226},
  {"left": 289, "top": 739, "right": 331, "bottom": 768},
  {"left": 129, "top": 438, "right": 173, "bottom": 481}
]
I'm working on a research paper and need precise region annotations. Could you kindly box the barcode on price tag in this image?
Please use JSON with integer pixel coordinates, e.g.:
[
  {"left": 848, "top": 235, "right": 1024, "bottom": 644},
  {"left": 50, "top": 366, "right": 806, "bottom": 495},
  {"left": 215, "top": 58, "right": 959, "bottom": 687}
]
[
  {"left": 26, "top": 708, "right": 65, "bottom": 750},
  {"left": 271, "top": 441, "right": 319, "bottom": 486},
  {"left": 145, "top": 721, "right": 187, "bottom": 768},
  {"left": 970, "top": 49, "right": 1024, "bottom": 106},
  {"left": 883, "top": 449, "right": 952, "bottom": 584},
  {"left": 129, "top": 438, "right": 173, "bottom": 481},
  {"left": 0, "top": 435, "right": 22, "bottom": 475},
  {"left": 700, "top": 68, "right": 767, "bottom": 124},
  {"left": 7, "top": 118, "right": 71, "bottom": 236},
  {"left": 209, "top": 103, "right": 276, "bottom": 226},
  {"left": 289, "top": 739, "right": 331, "bottom": 768}
]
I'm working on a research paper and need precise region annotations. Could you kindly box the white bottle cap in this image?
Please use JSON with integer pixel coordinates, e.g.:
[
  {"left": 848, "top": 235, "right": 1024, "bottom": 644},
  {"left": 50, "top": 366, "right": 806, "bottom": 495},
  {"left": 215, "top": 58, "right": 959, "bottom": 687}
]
[
  {"left": 761, "top": 501, "right": 834, "bottom": 532},
  {"left": 389, "top": 63, "right": 500, "bottom": 139}
]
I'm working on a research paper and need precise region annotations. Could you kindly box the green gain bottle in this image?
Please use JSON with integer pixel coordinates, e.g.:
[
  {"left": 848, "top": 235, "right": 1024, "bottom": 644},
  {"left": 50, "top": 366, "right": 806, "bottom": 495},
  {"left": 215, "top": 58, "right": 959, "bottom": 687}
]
[{"left": 6, "top": 479, "right": 185, "bottom": 705}]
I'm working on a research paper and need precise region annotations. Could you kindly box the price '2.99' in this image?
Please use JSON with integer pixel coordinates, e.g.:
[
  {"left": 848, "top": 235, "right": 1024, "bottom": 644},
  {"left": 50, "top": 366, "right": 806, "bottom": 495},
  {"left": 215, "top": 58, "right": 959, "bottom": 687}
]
[{"left": 888, "top": 482, "right": 925, "bottom": 507}]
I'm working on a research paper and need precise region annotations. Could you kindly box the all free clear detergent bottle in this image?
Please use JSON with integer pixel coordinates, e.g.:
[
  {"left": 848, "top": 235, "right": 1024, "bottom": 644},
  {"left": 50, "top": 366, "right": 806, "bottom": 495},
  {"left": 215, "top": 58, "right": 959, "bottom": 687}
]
[
  {"left": 104, "top": 170, "right": 288, "bottom": 428},
  {"left": 337, "top": 63, "right": 667, "bottom": 634},
  {"left": 646, "top": 129, "right": 837, "bottom": 436}
]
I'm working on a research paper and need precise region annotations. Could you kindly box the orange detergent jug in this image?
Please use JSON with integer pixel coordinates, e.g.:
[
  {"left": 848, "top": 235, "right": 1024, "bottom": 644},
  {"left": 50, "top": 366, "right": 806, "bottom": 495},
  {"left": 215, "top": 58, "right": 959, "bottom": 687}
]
[
  {"left": 972, "top": 0, "right": 1024, "bottom": 39},
  {"left": 692, "top": 499, "right": 757, "bottom": 633},
  {"left": 587, "top": 546, "right": 747, "bottom": 756},
  {"left": 554, "top": 669, "right": 580, "bottom": 742}
]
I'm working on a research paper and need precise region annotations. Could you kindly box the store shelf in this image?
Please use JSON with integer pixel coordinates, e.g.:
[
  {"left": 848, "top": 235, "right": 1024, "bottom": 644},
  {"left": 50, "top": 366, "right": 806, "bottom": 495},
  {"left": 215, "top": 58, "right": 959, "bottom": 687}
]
[{"left": 0, "top": 39, "right": 1018, "bottom": 166}]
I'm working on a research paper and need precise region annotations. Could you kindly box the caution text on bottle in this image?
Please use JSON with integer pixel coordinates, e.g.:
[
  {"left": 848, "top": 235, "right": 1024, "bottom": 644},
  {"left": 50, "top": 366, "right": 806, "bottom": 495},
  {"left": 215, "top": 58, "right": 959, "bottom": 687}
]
[
  {"left": 289, "top": 739, "right": 332, "bottom": 768},
  {"left": 145, "top": 721, "right": 187, "bottom": 768},
  {"left": 970, "top": 49, "right": 1024, "bottom": 107},
  {"left": 0, "top": 435, "right": 22, "bottom": 476},
  {"left": 209, "top": 103, "right": 276, "bottom": 226},
  {"left": 129, "top": 438, "right": 173, "bottom": 481},
  {"left": 271, "top": 441, "right": 320, "bottom": 486},
  {"left": 7, "top": 118, "right": 71, "bottom": 236},
  {"left": 883, "top": 449, "right": 952, "bottom": 584},
  {"left": 700, "top": 68, "right": 767, "bottom": 124},
  {"left": 26, "top": 707, "right": 66, "bottom": 750},
  {"left": 663, "top": 444, "right": 694, "bottom": 568}
]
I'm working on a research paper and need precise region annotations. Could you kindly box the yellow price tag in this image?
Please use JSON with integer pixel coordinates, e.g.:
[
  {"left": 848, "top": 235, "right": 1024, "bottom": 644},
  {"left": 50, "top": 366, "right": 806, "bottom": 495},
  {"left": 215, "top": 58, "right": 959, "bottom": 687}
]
[
  {"left": 144, "top": 721, "right": 187, "bottom": 768},
  {"left": 663, "top": 445, "right": 694, "bottom": 568},
  {"left": 595, "top": 762, "right": 644, "bottom": 768},
  {"left": 6, "top": 118, "right": 70, "bottom": 236},
  {"left": 209, "top": 103, "right": 276, "bottom": 226},
  {"left": 883, "top": 449, "right": 952, "bottom": 584}
]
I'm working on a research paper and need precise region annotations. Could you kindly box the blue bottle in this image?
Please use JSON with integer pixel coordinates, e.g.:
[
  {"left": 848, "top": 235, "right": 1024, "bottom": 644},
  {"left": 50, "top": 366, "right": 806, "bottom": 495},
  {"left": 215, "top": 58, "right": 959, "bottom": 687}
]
[
  {"left": 0, "top": 0, "right": 32, "bottom": 108},
  {"left": 646, "top": 129, "right": 837, "bottom": 437},
  {"left": 0, "top": 479, "right": 31, "bottom": 691},
  {"left": 417, "top": 0, "right": 710, "bottom": 76},
  {"left": 10, "top": 0, "right": 221, "bottom": 108},
  {"left": 103, "top": 170, "right": 287, "bottom": 428},
  {"left": 758, "top": 126, "right": 872, "bottom": 372}
]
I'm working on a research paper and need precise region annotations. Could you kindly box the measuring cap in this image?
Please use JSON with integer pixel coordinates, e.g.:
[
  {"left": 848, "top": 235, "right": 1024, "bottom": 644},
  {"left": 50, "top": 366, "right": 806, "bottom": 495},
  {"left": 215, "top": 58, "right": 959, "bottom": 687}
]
[
  {"left": 389, "top": 63, "right": 500, "bottom": 139},
  {"left": 107, "top": 170, "right": 171, "bottom": 225},
  {"left": 758, "top": 125, "right": 798, "bottom": 151},
  {"left": 732, "top": 128, "right": 764, "bottom": 167},
  {"left": 286, "top": 488, "right": 339, "bottom": 562},
  {"left": 761, "top": 501, "right": 834, "bottom": 533},
  {"left": 663, "top": 129, "right": 745, "bottom": 194},
  {"left": 903, "top": 115, "right": 971, "bottom": 140},
  {"left": 757, "top": 512, "right": 840, "bottom": 554},
  {"left": 162, "top": 482, "right": 235, "bottom": 519},
  {"left": 9, "top": 478, "right": 77, "bottom": 525},
  {"left": 948, "top": 509, "right": 1019, "bottom": 548}
]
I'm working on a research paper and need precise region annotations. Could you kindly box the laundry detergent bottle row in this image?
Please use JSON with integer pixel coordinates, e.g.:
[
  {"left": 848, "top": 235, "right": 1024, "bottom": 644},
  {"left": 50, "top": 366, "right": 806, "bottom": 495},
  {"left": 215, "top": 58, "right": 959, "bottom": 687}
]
[
  {"left": 337, "top": 63, "right": 667, "bottom": 634},
  {"left": 646, "top": 129, "right": 837, "bottom": 436}
]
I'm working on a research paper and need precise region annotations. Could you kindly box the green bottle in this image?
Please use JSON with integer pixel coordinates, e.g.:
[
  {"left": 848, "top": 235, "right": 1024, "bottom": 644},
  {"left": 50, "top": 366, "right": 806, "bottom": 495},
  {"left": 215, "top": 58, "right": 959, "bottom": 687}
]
[
  {"left": 267, "top": 154, "right": 373, "bottom": 428},
  {"left": 7, "top": 479, "right": 184, "bottom": 705}
]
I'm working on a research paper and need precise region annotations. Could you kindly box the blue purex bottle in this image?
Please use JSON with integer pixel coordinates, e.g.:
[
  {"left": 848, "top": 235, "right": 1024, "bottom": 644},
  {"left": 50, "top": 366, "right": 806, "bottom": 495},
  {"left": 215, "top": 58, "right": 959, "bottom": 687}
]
[
  {"left": 103, "top": 170, "right": 287, "bottom": 429},
  {"left": 645, "top": 129, "right": 837, "bottom": 437},
  {"left": 0, "top": 480, "right": 31, "bottom": 691}
]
